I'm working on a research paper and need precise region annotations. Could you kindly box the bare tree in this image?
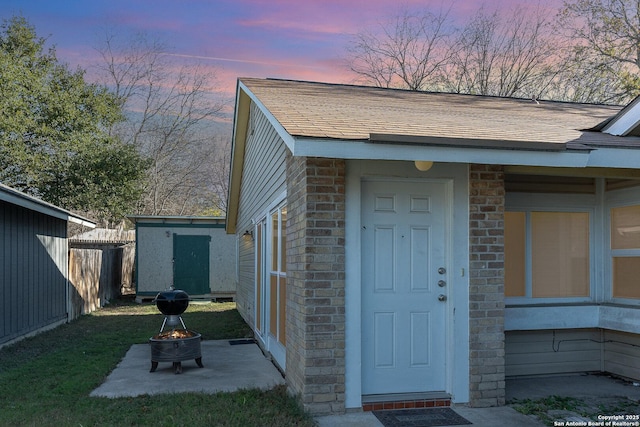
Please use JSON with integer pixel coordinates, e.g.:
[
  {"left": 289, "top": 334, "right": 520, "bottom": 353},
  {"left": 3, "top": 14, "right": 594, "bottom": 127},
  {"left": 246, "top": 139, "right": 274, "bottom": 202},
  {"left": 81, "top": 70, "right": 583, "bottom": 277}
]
[
  {"left": 442, "top": 6, "right": 560, "bottom": 98},
  {"left": 546, "top": 47, "right": 629, "bottom": 103},
  {"left": 558, "top": 0, "right": 640, "bottom": 104},
  {"left": 207, "top": 133, "right": 231, "bottom": 215},
  {"left": 347, "top": 8, "right": 453, "bottom": 90},
  {"left": 95, "top": 30, "right": 229, "bottom": 215}
]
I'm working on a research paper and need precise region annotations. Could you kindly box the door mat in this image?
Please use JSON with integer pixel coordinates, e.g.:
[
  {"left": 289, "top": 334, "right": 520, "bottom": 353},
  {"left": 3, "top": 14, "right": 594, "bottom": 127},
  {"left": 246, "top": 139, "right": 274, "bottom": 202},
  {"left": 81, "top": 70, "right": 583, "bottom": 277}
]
[
  {"left": 228, "top": 339, "right": 255, "bottom": 345},
  {"left": 373, "top": 408, "right": 472, "bottom": 427}
]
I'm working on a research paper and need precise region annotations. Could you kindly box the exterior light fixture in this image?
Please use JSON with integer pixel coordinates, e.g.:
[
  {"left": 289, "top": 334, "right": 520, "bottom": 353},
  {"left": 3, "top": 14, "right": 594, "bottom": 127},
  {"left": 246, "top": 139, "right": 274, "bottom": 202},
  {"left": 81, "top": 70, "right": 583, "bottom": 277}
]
[
  {"left": 414, "top": 160, "right": 434, "bottom": 171},
  {"left": 243, "top": 230, "right": 254, "bottom": 240}
]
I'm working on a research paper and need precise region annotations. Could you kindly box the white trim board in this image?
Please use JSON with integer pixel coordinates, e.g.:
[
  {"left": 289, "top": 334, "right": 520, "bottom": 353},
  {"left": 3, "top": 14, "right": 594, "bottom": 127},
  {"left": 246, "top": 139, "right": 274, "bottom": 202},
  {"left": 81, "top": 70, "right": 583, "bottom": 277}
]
[
  {"left": 344, "top": 161, "right": 470, "bottom": 409},
  {"left": 505, "top": 305, "right": 640, "bottom": 334}
]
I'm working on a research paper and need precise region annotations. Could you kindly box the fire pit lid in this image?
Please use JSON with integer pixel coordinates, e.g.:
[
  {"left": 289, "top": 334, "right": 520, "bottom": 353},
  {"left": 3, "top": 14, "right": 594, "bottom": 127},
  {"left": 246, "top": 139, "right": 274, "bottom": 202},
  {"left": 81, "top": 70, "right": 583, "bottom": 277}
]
[{"left": 155, "top": 288, "right": 189, "bottom": 316}]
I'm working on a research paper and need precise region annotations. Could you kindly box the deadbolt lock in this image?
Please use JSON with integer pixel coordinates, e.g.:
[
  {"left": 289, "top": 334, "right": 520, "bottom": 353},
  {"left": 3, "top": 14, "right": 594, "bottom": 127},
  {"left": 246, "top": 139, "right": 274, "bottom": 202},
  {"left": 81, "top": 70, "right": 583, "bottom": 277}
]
[
  {"left": 438, "top": 280, "right": 446, "bottom": 287},
  {"left": 438, "top": 267, "right": 446, "bottom": 275}
]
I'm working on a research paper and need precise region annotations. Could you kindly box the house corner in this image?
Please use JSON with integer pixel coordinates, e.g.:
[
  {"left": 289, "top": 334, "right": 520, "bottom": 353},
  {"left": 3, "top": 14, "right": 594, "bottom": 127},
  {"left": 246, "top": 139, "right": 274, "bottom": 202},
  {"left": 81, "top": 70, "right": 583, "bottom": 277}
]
[
  {"left": 469, "top": 164, "right": 506, "bottom": 407},
  {"left": 285, "top": 154, "right": 347, "bottom": 415}
]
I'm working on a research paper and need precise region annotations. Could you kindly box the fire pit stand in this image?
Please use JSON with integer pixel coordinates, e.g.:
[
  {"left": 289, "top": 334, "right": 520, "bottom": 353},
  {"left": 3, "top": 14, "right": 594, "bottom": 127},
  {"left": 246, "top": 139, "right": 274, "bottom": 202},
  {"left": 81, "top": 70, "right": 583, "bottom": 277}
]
[{"left": 149, "top": 288, "right": 203, "bottom": 374}]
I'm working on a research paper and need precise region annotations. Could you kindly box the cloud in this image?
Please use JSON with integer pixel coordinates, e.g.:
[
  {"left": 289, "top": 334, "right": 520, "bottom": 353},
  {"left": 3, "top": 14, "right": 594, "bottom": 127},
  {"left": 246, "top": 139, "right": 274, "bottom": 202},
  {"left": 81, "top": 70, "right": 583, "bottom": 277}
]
[{"left": 162, "top": 52, "right": 324, "bottom": 69}]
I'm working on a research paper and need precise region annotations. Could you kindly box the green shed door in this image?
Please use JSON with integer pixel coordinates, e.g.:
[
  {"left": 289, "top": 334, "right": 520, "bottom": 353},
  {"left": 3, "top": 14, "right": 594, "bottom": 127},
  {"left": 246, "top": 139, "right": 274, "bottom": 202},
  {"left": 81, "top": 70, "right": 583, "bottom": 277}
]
[{"left": 173, "top": 234, "right": 211, "bottom": 295}]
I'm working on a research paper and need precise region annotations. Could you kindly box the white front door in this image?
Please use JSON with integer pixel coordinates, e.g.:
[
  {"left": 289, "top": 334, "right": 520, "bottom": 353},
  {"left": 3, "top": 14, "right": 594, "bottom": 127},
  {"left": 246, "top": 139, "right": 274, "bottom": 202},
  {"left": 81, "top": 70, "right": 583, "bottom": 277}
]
[{"left": 361, "top": 179, "right": 449, "bottom": 395}]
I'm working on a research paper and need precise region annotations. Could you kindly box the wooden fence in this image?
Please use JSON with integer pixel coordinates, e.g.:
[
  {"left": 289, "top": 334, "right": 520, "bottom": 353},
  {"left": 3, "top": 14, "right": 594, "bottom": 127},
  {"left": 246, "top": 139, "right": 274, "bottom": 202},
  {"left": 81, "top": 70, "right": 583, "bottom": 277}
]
[{"left": 68, "top": 243, "right": 135, "bottom": 320}]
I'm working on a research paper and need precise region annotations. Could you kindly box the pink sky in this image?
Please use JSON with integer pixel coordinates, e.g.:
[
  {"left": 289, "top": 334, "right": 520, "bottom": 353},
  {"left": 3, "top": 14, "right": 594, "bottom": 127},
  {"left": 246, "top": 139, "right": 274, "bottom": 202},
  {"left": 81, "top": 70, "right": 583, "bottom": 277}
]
[{"left": 2, "top": 0, "right": 564, "bottom": 99}]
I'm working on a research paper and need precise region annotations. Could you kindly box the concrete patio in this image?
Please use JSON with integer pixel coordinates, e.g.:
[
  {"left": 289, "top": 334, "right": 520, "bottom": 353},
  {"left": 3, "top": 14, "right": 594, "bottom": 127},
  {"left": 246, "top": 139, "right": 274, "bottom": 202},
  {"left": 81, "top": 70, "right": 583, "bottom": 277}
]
[{"left": 90, "top": 339, "right": 285, "bottom": 398}]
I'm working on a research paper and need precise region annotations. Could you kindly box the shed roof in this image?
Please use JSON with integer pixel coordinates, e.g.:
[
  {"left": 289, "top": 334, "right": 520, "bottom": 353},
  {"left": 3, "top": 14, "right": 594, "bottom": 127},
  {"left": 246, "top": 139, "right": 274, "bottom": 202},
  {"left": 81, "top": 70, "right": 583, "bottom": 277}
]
[
  {"left": 127, "top": 215, "right": 225, "bottom": 226},
  {"left": 0, "top": 183, "right": 96, "bottom": 227}
]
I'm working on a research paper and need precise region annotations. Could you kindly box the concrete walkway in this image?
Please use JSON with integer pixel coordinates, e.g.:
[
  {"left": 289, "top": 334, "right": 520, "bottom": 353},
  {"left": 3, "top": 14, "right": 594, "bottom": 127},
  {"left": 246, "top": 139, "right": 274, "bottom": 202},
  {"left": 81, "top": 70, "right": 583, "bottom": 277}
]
[
  {"left": 315, "top": 405, "right": 544, "bottom": 427},
  {"left": 317, "top": 374, "right": 640, "bottom": 427}
]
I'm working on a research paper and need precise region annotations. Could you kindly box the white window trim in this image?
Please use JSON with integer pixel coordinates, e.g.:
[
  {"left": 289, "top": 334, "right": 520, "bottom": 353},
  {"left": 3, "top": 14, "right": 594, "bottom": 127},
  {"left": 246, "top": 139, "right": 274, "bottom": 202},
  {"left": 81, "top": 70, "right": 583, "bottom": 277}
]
[
  {"left": 252, "top": 190, "right": 287, "bottom": 368},
  {"left": 254, "top": 216, "right": 267, "bottom": 345},
  {"left": 506, "top": 192, "right": 597, "bottom": 305},
  {"left": 605, "top": 193, "right": 640, "bottom": 306}
]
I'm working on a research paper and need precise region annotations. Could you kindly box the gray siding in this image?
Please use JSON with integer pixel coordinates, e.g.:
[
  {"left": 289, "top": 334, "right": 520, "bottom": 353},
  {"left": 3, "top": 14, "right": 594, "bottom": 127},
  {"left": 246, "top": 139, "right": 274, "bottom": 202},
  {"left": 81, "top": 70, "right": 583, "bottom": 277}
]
[
  {"left": 506, "top": 329, "right": 602, "bottom": 377},
  {"left": 1, "top": 200, "right": 68, "bottom": 346},
  {"left": 235, "top": 102, "right": 288, "bottom": 326},
  {"left": 604, "top": 330, "right": 640, "bottom": 381},
  {"left": 507, "top": 329, "right": 640, "bottom": 382}
]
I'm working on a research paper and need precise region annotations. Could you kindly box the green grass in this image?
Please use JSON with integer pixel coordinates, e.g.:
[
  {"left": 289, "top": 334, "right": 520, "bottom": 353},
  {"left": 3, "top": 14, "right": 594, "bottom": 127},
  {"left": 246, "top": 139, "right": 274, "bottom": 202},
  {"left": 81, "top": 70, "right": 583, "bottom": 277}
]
[
  {"left": 0, "top": 299, "right": 316, "bottom": 427},
  {"left": 511, "top": 394, "right": 640, "bottom": 427},
  {"left": 511, "top": 395, "right": 583, "bottom": 425}
]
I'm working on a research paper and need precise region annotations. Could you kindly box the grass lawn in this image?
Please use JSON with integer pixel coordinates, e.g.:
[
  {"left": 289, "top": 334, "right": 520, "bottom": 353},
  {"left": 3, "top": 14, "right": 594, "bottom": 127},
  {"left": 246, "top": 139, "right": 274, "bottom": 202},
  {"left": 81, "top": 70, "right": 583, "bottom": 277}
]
[{"left": 0, "top": 299, "right": 316, "bottom": 426}]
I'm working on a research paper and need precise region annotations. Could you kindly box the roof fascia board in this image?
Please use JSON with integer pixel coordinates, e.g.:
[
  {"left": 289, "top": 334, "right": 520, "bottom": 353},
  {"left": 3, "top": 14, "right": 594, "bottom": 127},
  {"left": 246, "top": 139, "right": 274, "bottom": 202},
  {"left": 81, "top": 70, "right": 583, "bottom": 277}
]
[
  {"left": 504, "top": 166, "right": 640, "bottom": 179},
  {"left": 0, "top": 186, "right": 96, "bottom": 227},
  {"left": 227, "top": 80, "right": 297, "bottom": 234},
  {"left": 239, "top": 81, "right": 296, "bottom": 153},
  {"left": 0, "top": 190, "right": 68, "bottom": 221},
  {"left": 127, "top": 215, "right": 225, "bottom": 224},
  {"left": 602, "top": 96, "right": 640, "bottom": 136},
  {"left": 586, "top": 147, "right": 640, "bottom": 168},
  {"left": 369, "top": 133, "right": 567, "bottom": 151},
  {"left": 68, "top": 216, "right": 97, "bottom": 228},
  {"left": 292, "top": 137, "right": 590, "bottom": 168},
  {"left": 227, "top": 80, "right": 251, "bottom": 235}
]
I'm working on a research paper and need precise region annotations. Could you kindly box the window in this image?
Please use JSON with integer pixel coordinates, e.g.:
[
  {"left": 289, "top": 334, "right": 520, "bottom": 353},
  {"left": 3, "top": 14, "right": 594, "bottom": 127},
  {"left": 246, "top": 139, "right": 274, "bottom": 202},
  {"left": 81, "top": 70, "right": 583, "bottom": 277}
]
[
  {"left": 505, "top": 212, "right": 526, "bottom": 297},
  {"left": 269, "top": 205, "right": 287, "bottom": 345},
  {"left": 611, "top": 205, "right": 640, "bottom": 299},
  {"left": 505, "top": 211, "right": 590, "bottom": 300},
  {"left": 255, "top": 221, "right": 263, "bottom": 332},
  {"left": 253, "top": 196, "right": 287, "bottom": 369}
]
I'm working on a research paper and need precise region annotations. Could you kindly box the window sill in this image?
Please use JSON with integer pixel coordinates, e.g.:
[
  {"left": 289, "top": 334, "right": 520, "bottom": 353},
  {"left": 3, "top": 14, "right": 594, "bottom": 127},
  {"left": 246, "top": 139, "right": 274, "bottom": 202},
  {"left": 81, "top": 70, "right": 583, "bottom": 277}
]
[{"left": 505, "top": 303, "right": 640, "bottom": 335}]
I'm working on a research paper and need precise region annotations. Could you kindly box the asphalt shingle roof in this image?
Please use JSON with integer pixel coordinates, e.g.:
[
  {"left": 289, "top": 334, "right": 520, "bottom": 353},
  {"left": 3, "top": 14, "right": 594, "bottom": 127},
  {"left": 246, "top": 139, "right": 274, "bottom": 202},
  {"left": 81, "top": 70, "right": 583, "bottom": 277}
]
[{"left": 240, "top": 78, "right": 630, "bottom": 149}]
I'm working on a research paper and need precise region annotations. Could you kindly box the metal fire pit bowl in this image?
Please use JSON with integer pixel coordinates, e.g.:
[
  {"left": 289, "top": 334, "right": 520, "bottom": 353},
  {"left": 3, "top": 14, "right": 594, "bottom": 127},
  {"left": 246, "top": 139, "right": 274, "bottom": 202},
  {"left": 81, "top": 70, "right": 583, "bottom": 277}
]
[
  {"left": 150, "top": 289, "right": 202, "bottom": 375},
  {"left": 149, "top": 330, "right": 203, "bottom": 374}
]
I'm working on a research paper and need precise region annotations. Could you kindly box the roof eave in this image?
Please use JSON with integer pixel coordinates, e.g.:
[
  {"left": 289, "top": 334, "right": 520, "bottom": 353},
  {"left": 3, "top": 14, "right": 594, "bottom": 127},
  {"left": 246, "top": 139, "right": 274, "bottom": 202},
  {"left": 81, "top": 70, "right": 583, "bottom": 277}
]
[
  {"left": 227, "top": 79, "right": 298, "bottom": 235},
  {"left": 291, "top": 136, "right": 591, "bottom": 168},
  {"left": 369, "top": 133, "right": 568, "bottom": 152},
  {"left": 127, "top": 215, "right": 225, "bottom": 225},
  {"left": 226, "top": 79, "right": 251, "bottom": 235},
  {"left": 0, "top": 183, "right": 96, "bottom": 228}
]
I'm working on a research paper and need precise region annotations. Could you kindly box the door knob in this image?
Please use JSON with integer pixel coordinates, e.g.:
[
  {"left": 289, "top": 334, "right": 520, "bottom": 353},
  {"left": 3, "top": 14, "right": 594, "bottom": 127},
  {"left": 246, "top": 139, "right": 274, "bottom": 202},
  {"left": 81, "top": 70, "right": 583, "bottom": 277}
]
[
  {"left": 438, "top": 267, "right": 446, "bottom": 274},
  {"left": 438, "top": 294, "right": 447, "bottom": 302}
]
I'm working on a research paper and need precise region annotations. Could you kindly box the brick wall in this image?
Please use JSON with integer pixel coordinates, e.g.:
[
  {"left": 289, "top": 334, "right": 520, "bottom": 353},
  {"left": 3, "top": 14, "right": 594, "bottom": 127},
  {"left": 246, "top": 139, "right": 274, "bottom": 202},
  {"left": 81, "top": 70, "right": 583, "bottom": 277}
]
[
  {"left": 468, "top": 164, "right": 506, "bottom": 407},
  {"left": 285, "top": 155, "right": 346, "bottom": 415}
]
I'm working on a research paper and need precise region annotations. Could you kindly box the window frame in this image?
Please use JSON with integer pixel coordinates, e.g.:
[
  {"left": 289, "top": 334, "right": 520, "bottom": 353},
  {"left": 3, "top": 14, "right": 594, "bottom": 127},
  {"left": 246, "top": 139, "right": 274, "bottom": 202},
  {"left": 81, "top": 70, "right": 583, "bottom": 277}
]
[
  {"left": 505, "top": 193, "right": 595, "bottom": 305},
  {"left": 607, "top": 200, "right": 640, "bottom": 304},
  {"left": 252, "top": 191, "right": 288, "bottom": 368},
  {"left": 268, "top": 203, "right": 287, "bottom": 345}
]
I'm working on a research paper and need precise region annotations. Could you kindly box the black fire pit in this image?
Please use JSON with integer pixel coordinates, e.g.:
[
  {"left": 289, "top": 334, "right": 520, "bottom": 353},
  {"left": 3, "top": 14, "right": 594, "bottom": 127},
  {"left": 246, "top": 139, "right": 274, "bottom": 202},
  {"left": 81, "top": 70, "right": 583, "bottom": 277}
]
[{"left": 149, "top": 288, "right": 203, "bottom": 374}]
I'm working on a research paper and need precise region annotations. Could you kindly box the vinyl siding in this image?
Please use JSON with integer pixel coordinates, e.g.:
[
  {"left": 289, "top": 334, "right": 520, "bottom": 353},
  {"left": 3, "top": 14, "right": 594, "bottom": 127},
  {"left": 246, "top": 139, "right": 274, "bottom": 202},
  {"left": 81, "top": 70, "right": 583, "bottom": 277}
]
[
  {"left": 1, "top": 200, "right": 68, "bottom": 346},
  {"left": 505, "top": 329, "right": 602, "bottom": 377},
  {"left": 235, "top": 102, "right": 288, "bottom": 326},
  {"left": 603, "top": 330, "right": 640, "bottom": 381}
]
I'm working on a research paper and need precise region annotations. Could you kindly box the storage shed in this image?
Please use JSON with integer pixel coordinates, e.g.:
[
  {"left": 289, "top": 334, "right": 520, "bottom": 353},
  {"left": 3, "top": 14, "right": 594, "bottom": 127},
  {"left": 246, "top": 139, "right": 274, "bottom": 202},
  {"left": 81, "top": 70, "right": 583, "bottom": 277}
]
[
  {"left": 0, "top": 183, "right": 95, "bottom": 347},
  {"left": 128, "top": 216, "right": 236, "bottom": 301}
]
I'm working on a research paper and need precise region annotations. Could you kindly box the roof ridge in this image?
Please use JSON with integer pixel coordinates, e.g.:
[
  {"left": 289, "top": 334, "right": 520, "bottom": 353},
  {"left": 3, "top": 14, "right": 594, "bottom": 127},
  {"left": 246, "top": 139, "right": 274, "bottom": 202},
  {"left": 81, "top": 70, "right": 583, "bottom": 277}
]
[{"left": 240, "top": 77, "right": 622, "bottom": 108}]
